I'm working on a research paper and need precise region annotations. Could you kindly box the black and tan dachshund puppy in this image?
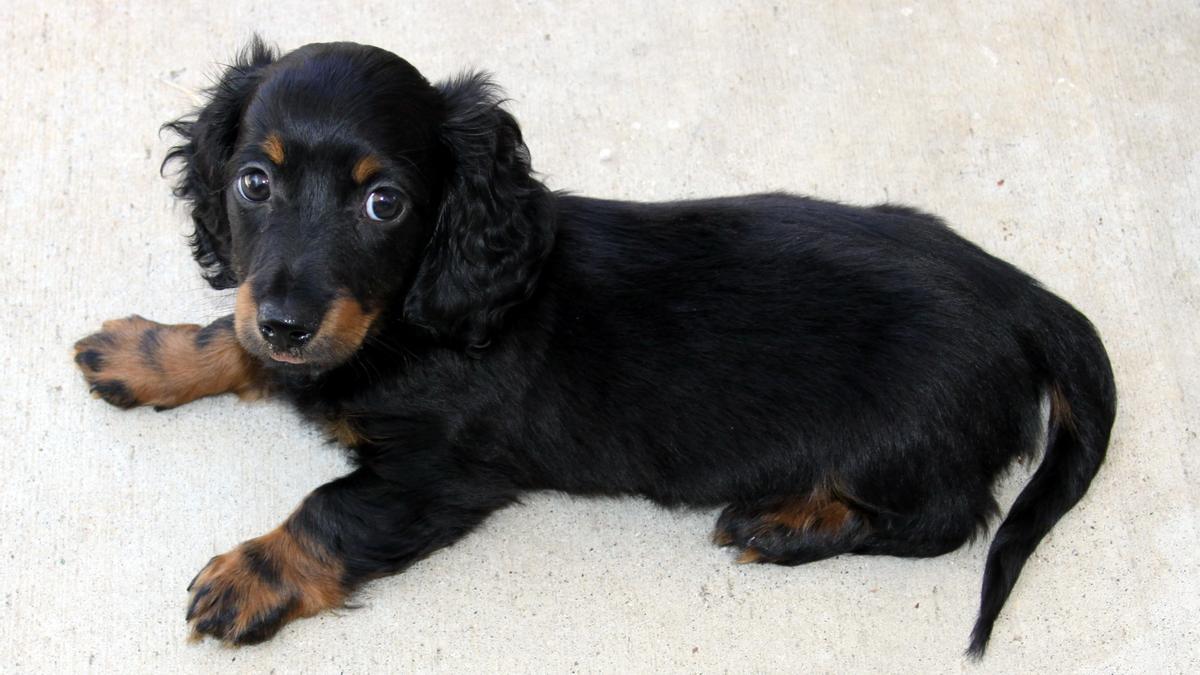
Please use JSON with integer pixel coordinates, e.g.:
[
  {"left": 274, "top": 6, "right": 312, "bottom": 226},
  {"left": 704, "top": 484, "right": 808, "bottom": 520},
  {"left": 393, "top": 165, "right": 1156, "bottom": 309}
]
[{"left": 73, "top": 40, "right": 1116, "bottom": 656}]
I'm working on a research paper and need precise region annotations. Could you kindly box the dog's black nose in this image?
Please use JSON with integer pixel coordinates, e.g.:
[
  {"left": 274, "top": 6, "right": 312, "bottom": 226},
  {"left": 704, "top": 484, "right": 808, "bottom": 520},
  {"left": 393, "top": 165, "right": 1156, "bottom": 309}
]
[{"left": 257, "top": 303, "right": 314, "bottom": 351}]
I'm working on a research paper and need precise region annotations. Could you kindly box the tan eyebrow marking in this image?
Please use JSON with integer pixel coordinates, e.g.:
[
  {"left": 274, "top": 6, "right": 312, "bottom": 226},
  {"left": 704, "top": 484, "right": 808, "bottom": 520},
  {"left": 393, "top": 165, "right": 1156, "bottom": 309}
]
[
  {"left": 261, "top": 134, "right": 285, "bottom": 165},
  {"left": 352, "top": 155, "right": 382, "bottom": 185}
]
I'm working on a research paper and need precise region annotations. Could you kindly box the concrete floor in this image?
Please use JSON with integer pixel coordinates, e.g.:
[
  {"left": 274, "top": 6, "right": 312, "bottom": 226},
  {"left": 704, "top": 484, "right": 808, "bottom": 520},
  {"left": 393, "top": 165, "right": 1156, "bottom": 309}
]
[{"left": 1, "top": 1, "right": 1197, "bottom": 672}]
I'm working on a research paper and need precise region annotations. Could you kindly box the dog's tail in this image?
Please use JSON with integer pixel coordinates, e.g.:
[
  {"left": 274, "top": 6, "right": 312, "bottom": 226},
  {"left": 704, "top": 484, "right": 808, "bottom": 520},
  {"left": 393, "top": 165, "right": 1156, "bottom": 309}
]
[{"left": 966, "top": 292, "right": 1116, "bottom": 659}]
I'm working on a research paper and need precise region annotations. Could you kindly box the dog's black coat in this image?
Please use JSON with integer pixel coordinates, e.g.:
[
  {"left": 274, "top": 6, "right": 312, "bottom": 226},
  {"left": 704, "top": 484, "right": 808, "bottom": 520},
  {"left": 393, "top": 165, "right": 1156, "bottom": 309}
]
[{"left": 159, "top": 40, "right": 1115, "bottom": 655}]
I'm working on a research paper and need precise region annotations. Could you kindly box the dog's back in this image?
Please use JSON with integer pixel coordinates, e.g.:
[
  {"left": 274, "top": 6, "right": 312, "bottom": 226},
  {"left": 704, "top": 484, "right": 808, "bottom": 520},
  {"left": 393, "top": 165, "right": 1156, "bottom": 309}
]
[{"left": 513, "top": 193, "right": 1115, "bottom": 656}]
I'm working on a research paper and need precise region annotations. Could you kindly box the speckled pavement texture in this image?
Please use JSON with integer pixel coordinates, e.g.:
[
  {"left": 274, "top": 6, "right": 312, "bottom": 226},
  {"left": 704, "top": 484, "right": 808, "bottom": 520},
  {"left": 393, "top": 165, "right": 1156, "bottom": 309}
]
[{"left": 1, "top": 1, "right": 1197, "bottom": 672}]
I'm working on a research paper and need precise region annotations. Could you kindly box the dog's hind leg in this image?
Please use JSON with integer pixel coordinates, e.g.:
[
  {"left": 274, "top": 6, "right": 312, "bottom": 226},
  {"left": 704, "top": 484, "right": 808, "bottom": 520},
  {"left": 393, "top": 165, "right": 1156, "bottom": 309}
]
[
  {"left": 74, "top": 314, "right": 265, "bottom": 409},
  {"left": 714, "top": 492, "right": 871, "bottom": 565},
  {"left": 714, "top": 490, "right": 976, "bottom": 565}
]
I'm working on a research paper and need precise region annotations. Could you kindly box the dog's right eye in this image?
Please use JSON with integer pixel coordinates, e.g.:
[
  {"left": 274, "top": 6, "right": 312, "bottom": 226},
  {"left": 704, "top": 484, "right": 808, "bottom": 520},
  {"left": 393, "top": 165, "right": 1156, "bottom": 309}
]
[{"left": 237, "top": 169, "right": 271, "bottom": 202}]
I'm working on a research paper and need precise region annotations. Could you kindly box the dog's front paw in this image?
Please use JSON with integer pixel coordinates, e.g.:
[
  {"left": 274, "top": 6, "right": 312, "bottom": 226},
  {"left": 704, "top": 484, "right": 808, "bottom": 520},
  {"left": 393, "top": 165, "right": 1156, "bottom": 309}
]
[
  {"left": 186, "top": 549, "right": 297, "bottom": 645},
  {"left": 186, "top": 529, "right": 346, "bottom": 645},
  {"left": 73, "top": 315, "right": 199, "bottom": 409}
]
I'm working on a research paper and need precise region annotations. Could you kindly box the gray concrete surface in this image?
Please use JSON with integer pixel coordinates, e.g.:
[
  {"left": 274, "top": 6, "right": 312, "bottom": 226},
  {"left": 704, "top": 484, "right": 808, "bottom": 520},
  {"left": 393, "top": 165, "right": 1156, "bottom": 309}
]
[{"left": 1, "top": 1, "right": 1197, "bottom": 672}]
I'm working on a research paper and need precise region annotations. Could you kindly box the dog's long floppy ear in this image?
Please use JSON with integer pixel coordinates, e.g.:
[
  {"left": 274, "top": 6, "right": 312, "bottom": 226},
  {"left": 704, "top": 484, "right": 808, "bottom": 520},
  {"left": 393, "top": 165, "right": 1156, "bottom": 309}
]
[
  {"left": 162, "top": 38, "right": 277, "bottom": 289},
  {"left": 403, "top": 73, "right": 554, "bottom": 349}
]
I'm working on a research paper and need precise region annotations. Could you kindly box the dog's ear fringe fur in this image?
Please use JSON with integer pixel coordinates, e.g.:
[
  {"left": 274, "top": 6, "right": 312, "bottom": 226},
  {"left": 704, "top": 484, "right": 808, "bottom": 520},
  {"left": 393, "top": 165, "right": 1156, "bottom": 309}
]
[
  {"left": 161, "top": 36, "right": 278, "bottom": 290},
  {"left": 403, "top": 73, "right": 555, "bottom": 348}
]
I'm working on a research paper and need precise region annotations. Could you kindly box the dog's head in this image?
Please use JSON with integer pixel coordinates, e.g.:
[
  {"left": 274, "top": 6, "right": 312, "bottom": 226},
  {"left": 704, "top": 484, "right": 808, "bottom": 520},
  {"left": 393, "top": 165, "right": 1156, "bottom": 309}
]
[{"left": 164, "top": 39, "right": 552, "bottom": 371}]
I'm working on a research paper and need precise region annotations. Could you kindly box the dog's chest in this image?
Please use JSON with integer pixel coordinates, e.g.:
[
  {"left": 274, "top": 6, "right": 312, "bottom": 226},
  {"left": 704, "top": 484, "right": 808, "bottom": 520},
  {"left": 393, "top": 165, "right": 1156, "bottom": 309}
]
[{"left": 322, "top": 414, "right": 367, "bottom": 448}]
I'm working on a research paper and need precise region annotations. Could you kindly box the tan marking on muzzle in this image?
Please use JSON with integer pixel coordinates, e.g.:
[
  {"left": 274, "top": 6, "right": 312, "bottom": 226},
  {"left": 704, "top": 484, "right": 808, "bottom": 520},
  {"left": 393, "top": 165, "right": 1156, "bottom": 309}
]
[
  {"left": 234, "top": 282, "right": 259, "bottom": 345},
  {"left": 234, "top": 281, "right": 378, "bottom": 367},
  {"left": 318, "top": 295, "right": 380, "bottom": 355}
]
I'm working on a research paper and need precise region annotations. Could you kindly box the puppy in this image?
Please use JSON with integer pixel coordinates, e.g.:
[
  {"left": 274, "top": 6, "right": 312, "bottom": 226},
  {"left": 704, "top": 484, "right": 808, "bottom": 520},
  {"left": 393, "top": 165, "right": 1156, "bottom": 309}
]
[{"left": 73, "top": 39, "right": 1116, "bottom": 656}]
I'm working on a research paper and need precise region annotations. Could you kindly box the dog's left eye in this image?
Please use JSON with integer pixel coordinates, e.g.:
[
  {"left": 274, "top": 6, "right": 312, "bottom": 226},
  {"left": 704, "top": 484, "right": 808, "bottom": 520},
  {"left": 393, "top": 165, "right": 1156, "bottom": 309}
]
[{"left": 364, "top": 188, "right": 405, "bottom": 222}]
